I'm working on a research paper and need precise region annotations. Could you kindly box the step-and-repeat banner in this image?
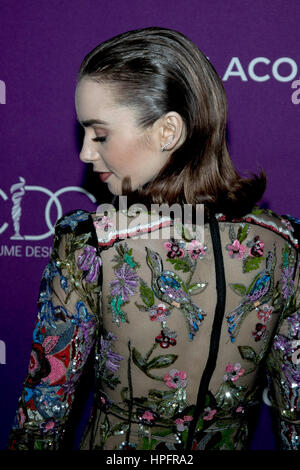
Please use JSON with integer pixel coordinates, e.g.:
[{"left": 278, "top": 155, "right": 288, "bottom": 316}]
[{"left": 1, "top": 0, "right": 299, "bottom": 449}]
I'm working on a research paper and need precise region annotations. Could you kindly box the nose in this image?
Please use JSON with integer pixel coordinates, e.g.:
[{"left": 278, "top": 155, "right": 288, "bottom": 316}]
[{"left": 79, "top": 134, "right": 100, "bottom": 163}]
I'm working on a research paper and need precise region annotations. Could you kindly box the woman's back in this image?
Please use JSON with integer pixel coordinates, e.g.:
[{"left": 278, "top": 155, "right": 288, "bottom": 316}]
[
  {"left": 8, "top": 205, "right": 299, "bottom": 450},
  {"left": 85, "top": 206, "right": 299, "bottom": 450}
]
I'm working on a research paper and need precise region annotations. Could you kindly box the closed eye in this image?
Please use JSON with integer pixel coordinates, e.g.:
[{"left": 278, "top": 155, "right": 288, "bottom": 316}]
[{"left": 92, "top": 136, "right": 107, "bottom": 143}]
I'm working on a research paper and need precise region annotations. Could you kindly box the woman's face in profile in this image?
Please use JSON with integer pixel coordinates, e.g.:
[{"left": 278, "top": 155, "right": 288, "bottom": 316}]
[{"left": 75, "top": 77, "right": 169, "bottom": 195}]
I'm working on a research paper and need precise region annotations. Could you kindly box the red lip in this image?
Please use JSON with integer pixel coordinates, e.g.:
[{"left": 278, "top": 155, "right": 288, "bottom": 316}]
[{"left": 98, "top": 172, "right": 112, "bottom": 182}]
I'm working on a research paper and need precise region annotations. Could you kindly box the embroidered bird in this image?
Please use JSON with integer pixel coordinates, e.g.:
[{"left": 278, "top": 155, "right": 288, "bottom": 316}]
[
  {"left": 226, "top": 246, "right": 276, "bottom": 342},
  {"left": 145, "top": 247, "right": 206, "bottom": 340}
]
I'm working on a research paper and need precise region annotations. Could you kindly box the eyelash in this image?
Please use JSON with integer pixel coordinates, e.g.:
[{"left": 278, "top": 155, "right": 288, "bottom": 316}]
[{"left": 92, "top": 136, "right": 107, "bottom": 143}]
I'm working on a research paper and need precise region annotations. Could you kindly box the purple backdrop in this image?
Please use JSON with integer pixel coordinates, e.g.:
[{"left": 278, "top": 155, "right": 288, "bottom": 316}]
[{"left": 1, "top": 0, "right": 299, "bottom": 450}]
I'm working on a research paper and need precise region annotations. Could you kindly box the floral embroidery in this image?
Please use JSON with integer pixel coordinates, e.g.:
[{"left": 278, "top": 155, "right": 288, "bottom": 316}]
[
  {"left": 137, "top": 409, "right": 158, "bottom": 426},
  {"left": 163, "top": 369, "right": 187, "bottom": 389},
  {"left": 8, "top": 208, "right": 300, "bottom": 451},
  {"left": 94, "top": 215, "right": 114, "bottom": 232},
  {"left": 203, "top": 407, "right": 217, "bottom": 421},
  {"left": 99, "top": 332, "right": 123, "bottom": 373},
  {"left": 224, "top": 363, "right": 245, "bottom": 382},
  {"left": 226, "top": 223, "right": 249, "bottom": 259},
  {"left": 149, "top": 303, "right": 170, "bottom": 322},
  {"left": 186, "top": 240, "right": 207, "bottom": 260},
  {"left": 252, "top": 323, "right": 267, "bottom": 342},
  {"left": 226, "top": 239, "right": 246, "bottom": 259},
  {"left": 257, "top": 304, "right": 274, "bottom": 323},
  {"left": 164, "top": 238, "right": 185, "bottom": 258},
  {"left": 175, "top": 415, "right": 193, "bottom": 431},
  {"left": 248, "top": 236, "right": 264, "bottom": 257},
  {"left": 110, "top": 264, "right": 138, "bottom": 301},
  {"left": 108, "top": 243, "right": 140, "bottom": 325},
  {"left": 155, "top": 328, "right": 177, "bottom": 348},
  {"left": 77, "top": 245, "right": 102, "bottom": 283}
]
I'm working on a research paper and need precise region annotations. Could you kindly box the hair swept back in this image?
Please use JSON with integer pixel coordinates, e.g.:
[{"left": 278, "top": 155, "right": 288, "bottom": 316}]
[{"left": 78, "top": 27, "right": 266, "bottom": 218}]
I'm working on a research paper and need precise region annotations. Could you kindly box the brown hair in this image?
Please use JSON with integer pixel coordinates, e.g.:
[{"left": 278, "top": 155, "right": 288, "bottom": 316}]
[{"left": 78, "top": 27, "right": 266, "bottom": 217}]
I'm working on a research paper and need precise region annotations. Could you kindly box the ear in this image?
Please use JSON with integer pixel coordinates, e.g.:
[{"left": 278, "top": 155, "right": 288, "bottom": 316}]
[{"left": 159, "top": 112, "right": 186, "bottom": 152}]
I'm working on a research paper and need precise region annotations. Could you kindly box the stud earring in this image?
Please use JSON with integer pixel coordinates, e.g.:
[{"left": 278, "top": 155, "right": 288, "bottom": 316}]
[{"left": 160, "top": 136, "right": 174, "bottom": 152}]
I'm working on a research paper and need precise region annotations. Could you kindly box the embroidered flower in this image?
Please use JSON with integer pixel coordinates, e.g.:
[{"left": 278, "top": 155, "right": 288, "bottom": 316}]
[
  {"left": 99, "top": 333, "right": 123, "bottom": 373},
  {"left": 175, "top": 415, "right": 193, "bottom": 431},
  {"left": 164, "top": 238, "right": 185, "bottom": 259},
  {"left": 137, "top": 409, "right": 158, "bottom": 426},
  {"left": 281, "top": 266, "right": 295, "bottom": 299},
  {"left": 155, "top": 328, "right": 177, "bottom": 348},
  {"left": 226, "top": 240, "right": 246, "bottom": 259},
  {"left": 163, "top": 369, "right": 187, "bottom": 389},
  {"left": 77, "top": 245, "right": 102, "bottom": 283},
  {"left": 236, "top": 406, "right": 244, "bottom": 413},
  {"left": 248, "top": 236, "right": 264, "bottom": 257},
  {"left": 149, "top": 303, "right": 170, "bottom": 322},
  {"left": 252, "top": 323, "right": 267, "bottom": 342},
  {"left": 203, "top": 407, "right": 217, "bottom": 421},
  {"left": 224, "top": 363, "right": 245, "bottom": 382},
  {"left": 186, "top": 240, "right": 206, "bottom": 260},
  {"left": 257, "top": 304, "right": 274, "bottom": 323},
  {"left": 94, "top": 215, "right": 114, "bottom": 232},
  {"left": 110, "top": 263, "right": 138, "bottom": 302}
]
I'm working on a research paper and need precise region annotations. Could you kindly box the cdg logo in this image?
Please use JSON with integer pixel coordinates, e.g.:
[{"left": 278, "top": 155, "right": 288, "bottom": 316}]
[{"left": 0, "top": 177, "right": 96, "bottom": 241}]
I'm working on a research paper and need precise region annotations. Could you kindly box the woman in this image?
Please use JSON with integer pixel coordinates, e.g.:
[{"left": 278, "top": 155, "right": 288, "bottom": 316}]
[{"left": 8, "top": 27, "right": 299, "bottom": 451}]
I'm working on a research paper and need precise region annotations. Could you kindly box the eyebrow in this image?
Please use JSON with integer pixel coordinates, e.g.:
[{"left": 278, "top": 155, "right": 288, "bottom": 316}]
[{"left": 79, "top": 119, "right": 109, "bottom": 127}]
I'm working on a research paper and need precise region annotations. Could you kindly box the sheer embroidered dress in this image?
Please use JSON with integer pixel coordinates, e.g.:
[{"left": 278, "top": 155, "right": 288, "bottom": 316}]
[{"left": 8, "top": 206, "right": 300, "bottom": 450}]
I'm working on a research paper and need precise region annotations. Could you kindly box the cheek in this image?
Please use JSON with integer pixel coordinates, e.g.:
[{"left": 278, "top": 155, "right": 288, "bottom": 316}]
[{"left": 110, "top": 138, "right": 148, "bottom": 171}]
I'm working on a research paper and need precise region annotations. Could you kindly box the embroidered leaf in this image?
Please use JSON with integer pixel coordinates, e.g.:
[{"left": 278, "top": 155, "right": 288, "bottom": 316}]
[
  {"left": 139, "top": 280, "right": 155, "bottom": 307},
  {"left": 238, "top": 345, "right": 259, "bottom": 363},
  {"left": 243, "top": 256, "right": 265, "bottom": 273},
  {"left": 110, "top": 422, "right": 129, "bottom": 435},
  {"left": 252, "top": 208, "right": 263, "bottom": 215},
  {"left": 229, "top": 283, "right": 247, "bottom": 296},
  {"left": 188, "top": 282, "right": 208, "bottom": 295},
  {"left": 228, "top": 225, "right": 236, "bottom": 243},
  {"left": 134, "top": 302, "right": 149, "bottom": 312},
  {"left": 71, "top": 232, "right": 92, "bottom": 251},
  {"left": 148, "top": 389, "right": 171, "bottom": 401},
  {"left": 166, "top": 257, "right": 191, "bottom": 273},
  {"left": 237, "top": 224, "right": 249, "bottom": 243},
  {"left": 146, "top": 354, "right": 178, "bottom": 370},
  {"left": 34, "top": 440, "right": 44, "bottom": 450},
  {"left": 132, "top": 347, "right": 147, "bottom": 370},
  {"left": 142, "top": 437, "right": 159, "bottom": 450}
]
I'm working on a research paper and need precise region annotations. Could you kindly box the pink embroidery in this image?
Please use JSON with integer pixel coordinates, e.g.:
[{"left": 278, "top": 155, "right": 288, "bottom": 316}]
[
  {"left": 227, "top": 240, "right": 246, "bottom": 259},
  {"left": 224, "top": 363, "right": 245, "bottom": 382}
]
